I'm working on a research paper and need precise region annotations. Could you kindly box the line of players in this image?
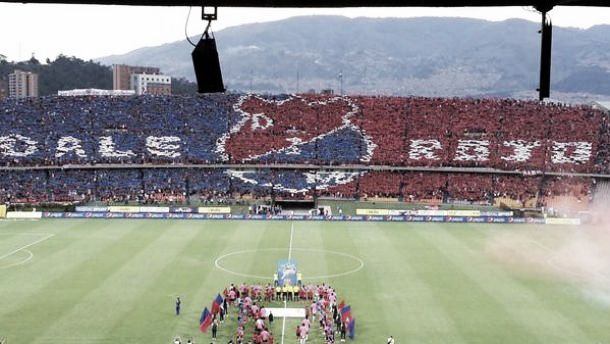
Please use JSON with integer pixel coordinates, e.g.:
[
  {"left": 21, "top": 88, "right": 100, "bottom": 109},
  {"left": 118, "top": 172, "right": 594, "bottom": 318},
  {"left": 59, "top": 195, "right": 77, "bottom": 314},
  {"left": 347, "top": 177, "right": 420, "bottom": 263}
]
[
  {"left": 224, "top": 283, "right": 347, "bottom": 344},
  {"left": 225, "top": 282, "right": 335, "bottom": 303}
]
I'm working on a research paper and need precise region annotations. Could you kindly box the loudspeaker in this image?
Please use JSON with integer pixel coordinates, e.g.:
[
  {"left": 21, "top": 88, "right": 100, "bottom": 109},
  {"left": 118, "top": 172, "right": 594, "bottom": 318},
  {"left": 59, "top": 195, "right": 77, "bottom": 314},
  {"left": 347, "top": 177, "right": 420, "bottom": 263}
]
[
  {"left": 538, "top": 19, "right": 552, "bottom": 100},
  {"left": 192, "top": 35, "right": 225, "bottom": 93}
]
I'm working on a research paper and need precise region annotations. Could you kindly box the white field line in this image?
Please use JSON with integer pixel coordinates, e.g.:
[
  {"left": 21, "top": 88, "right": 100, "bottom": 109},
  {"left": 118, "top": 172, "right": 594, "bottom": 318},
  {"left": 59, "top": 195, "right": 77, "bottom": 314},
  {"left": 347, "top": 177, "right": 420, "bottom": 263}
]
[
  {"left": 281, "top": 222, "right": 295, "bottom": 344},
  {"left": 0, "top": 249, "right": 33, "bottom": 269},
  {"left": 288, "top": 222, "right": 294, "bottom": 260},
  {"left": 0, "top": 233, "right": 54, "bottom": 261}
]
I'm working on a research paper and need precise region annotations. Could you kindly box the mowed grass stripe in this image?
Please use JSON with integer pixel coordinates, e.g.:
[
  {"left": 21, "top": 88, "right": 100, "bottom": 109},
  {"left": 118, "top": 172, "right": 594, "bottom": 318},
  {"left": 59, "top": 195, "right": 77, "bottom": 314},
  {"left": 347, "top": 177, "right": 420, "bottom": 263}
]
[
  {"left": 30, "top": 220, "right": 204, "bottom": 344},
  {"left": 400, "top": 225, "right": 541, "bottom": 343},
  {"left": 417, "top": 223, "right": 591, "bottom": 343},
  {"left": 441, "top": 224, "right": 594, "bottom": 342},
  {"left": 106, "top": 221, "right": 236, "bottom": 343},
  {"left": 0, "top": 220, "right": 134, "bottom": 319},
  {"left": 349, "top": 223, "right": 467, "bottom": 344},
  {"left": 293, "top": 221, "right": 330, "bottom": 281},
  {"left": 170, "top": 221, "right": 279, "bottom": 343},
  {"left": 12, "top": 220, "right": 169, "bottom": 344}
]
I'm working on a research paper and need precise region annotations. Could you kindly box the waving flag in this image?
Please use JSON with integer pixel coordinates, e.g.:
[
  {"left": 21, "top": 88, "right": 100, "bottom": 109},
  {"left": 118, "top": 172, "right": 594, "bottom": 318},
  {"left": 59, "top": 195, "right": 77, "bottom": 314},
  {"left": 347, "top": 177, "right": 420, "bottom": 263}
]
[
  {"left": 199, "top": 307, "right": 213, "bottom": 332},
  {"left": 340, "top": 305, "right": 352, "bottom": 322},
  {"left": 212, "top": 294, "right": 223, "bottom": 315},
  {"left": 348, "top": 318, "right": 356, "bottom": 339}
]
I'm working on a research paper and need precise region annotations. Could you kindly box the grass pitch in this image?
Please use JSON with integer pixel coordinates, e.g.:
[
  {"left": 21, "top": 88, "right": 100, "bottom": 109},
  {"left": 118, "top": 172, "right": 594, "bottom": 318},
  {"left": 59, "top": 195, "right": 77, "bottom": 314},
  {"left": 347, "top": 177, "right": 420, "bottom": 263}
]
[{"left": 1, "top": 219, "right": 610, "bottom": 343}]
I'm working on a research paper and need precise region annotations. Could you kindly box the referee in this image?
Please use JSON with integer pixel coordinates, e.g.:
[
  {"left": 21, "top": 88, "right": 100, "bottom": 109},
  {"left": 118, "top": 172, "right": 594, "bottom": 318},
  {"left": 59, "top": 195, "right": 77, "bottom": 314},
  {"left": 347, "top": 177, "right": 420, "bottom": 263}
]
[{"left": 175, "top": 297, "right": 181, "bottom": 316}]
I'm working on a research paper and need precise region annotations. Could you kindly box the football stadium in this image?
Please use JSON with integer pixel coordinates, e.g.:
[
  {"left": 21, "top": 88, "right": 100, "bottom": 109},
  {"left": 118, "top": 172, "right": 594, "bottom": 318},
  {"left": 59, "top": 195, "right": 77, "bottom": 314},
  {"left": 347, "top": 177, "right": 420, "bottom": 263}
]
[{"left": 2, "top": 1, "right": 610, "bottom": 344}]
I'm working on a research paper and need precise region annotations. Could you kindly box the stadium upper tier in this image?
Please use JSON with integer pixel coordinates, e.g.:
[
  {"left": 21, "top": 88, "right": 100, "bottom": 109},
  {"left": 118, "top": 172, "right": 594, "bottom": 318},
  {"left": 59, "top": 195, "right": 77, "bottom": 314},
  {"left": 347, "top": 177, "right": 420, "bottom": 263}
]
[{"left": 0, "top": 94, "right": 607, "bottom": 172}]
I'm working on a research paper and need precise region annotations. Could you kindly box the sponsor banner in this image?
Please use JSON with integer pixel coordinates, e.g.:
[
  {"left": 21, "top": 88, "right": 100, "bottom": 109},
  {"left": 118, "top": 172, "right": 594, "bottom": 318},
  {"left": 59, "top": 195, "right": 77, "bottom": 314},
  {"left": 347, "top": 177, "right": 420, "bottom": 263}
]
[
  {"left": 108, "top": 206, "right": 140, "bottom": 213},
  {"left": 139, "top": 206, "right": 170, "bottom": 213},
  {"left": 38, "top": 212, "right": 573, "bottom": 226},
  {"left": 467, "top": 217, "right": 487, "bottom": 223},
  {"left": 105, "top": 212, "right": 126, "bottom": 218},
  {"left": 75, "top": 206, "right": 108, "bottom": 212},
  {"left": 43, "top": 212, "right": 65, "bottom": 218},
  {"left": 446, "top": 210, "right": 480, "bottom": 217},
  {"left": 418, "top": 210, "right": 447, "bottom": 216},
  {"left": 426, "top": 216, "right": 445, "bottom": 222},
  {"left": 65, "top": 212, "right": 85, "bottom": 218},
  {"left": 545, "top": 218, "right": 581, "bottom": 225},
  {"left": 87, "top": 212, "right": 106, "bottom": 218},
  {"left": 186, "top": 213, "right": 206, "bottom": 219},
  {"left": 487, "top": 217, "right": 508, "bottom": 223},
  {"left": 356, "top": 209, "right": 391, "bottom": 216},
  {"left": 7, "top": 211, "right": 42, "bottom": 219},
  {"left": 171, "top": 207, "right": 193, "bottom": 213},
  {"left": 480, "top": 211, "right": 514, "bottom": 217},
  {"left": 407, "top": 216, "right": 426, "bottom": 222},
  {"left": 198, "top": 207, "right": 231, "bottom": 214},
  {"left": 366, "top": 215, "right": 385, "bottom": 221}
]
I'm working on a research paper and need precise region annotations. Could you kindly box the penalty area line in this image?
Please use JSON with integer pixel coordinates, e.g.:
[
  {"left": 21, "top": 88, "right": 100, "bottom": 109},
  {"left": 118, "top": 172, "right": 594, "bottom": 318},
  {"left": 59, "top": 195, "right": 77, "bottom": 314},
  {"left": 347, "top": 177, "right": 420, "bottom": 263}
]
[{"left": 0, "top": 233, "right": 54, "bottom": 261}]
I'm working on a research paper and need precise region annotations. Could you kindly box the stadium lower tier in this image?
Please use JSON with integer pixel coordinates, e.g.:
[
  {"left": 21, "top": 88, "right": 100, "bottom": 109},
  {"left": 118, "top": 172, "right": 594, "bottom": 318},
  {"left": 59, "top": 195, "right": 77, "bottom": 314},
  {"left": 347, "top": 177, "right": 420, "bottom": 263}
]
[
  {"left": 0, "top": 169, "right": 594, "bottom": 210},
  {"left": 0, "top": 94, "right": 608, "bottom": 173}
]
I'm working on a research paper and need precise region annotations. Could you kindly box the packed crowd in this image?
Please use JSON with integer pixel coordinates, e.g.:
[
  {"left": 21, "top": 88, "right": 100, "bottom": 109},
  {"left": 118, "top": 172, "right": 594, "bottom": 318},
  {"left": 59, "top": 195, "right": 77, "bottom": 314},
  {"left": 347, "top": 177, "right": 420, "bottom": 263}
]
[
  {"left": 0, "top": 95, "right": 607, "bottom": 173},
  {"left": 0, "top": 94, "right": 605, "bottom": 208},
  {"left": 0, "top": 168, "right": 595, "bottom": 208}
]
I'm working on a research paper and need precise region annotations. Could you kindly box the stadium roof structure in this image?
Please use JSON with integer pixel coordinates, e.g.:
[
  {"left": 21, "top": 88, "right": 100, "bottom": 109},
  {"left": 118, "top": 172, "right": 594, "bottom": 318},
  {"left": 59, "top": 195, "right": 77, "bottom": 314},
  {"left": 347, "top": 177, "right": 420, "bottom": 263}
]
[{"left": 1, "top": 0, "right": 609, "bottom": 7}]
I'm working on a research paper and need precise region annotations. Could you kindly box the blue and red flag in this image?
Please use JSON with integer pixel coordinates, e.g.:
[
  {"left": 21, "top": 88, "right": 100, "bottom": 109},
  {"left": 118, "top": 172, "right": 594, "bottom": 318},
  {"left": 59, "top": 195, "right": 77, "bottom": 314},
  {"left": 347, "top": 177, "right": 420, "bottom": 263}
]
[
  {"left": 341, "top": 305, "right": 352, "bottom": 322},
  {"left": 347, "top": 318, "right": 356, "bottom": 339},
  {"left": 199, "top": 307, "right": 213, "bottom": 332},
  {"left": 212, "top": 294, "right": 223, "bottom": 315}
]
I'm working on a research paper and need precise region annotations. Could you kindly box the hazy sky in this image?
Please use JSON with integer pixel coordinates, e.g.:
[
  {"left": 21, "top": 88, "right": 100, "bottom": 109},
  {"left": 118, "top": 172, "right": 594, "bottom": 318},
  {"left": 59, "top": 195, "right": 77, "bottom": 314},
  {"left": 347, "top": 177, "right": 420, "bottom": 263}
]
[{"left": 1, "top": 4, "right": 610, "bottom": 62}]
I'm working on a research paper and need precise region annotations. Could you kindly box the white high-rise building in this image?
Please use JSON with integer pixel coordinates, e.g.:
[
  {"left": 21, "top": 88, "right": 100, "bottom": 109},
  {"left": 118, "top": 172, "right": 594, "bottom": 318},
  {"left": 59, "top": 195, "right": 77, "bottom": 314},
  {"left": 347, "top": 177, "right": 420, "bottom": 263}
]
[
  {"left": 8, "top": 70, "right": 38, "bottom": 98},
  {"left": 130, "top": 73, "right": 171, "bottom": 95}
]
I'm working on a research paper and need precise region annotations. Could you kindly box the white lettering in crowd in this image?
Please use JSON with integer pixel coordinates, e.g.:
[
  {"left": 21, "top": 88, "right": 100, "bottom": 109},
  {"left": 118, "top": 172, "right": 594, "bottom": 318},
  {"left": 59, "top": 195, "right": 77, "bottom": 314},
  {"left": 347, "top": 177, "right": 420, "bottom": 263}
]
[
  {"left": 251, "top": 113, "right": 274, "bottom": 130},
  {"left": 408, "top": 139, "right": 442, "bottom": 160},
  {"left": 454, "top": 140, "right": 490, "bottom": 161},
  {"left": 551, "top": 141, "right": 592, "bottom": 164},
  {"left": 501, "top": 140, "right": 541, "bottom": 162},
  {"left": 146, "top": 136, "right": 182, "bottom": 158},
  {"left": 55, "top": 136, "right": 87, "bottom": 158},
  {"left": 0, "top": 134, "right": 38, "bottom": 157},
  {"left": 98, "top": 136, "right": 136, "bottom": 158}
]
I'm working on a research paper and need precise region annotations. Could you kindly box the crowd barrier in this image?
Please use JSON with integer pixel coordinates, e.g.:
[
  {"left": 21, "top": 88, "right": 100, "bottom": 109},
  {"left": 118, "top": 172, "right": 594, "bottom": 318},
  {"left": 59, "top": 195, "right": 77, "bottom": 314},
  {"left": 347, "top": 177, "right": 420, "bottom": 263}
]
[{"left": 37, "top": 211, "right": 579, "bottom": 225}]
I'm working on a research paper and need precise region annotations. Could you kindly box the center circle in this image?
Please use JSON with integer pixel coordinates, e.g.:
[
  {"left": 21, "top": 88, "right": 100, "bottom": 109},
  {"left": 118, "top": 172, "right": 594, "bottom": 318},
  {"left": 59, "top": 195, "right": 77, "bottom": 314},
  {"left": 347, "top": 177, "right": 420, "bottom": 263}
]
[{"left": 214, "top": 248, "right": 364, "bottom": 280}]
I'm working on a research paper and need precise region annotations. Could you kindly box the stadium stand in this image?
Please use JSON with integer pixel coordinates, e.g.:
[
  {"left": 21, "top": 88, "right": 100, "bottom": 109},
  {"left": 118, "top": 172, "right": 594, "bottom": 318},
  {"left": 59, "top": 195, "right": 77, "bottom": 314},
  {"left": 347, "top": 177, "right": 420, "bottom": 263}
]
[{"left": 0, "top": 94, "right": 607, "bottom": 208}]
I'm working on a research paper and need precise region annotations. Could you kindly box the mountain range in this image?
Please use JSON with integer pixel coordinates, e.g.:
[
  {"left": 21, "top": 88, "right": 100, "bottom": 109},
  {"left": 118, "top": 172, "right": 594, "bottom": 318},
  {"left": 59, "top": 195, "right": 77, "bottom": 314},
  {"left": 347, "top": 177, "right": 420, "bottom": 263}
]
[{"left": 97, "top": 16, "right": 610, "bottom": 100}]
